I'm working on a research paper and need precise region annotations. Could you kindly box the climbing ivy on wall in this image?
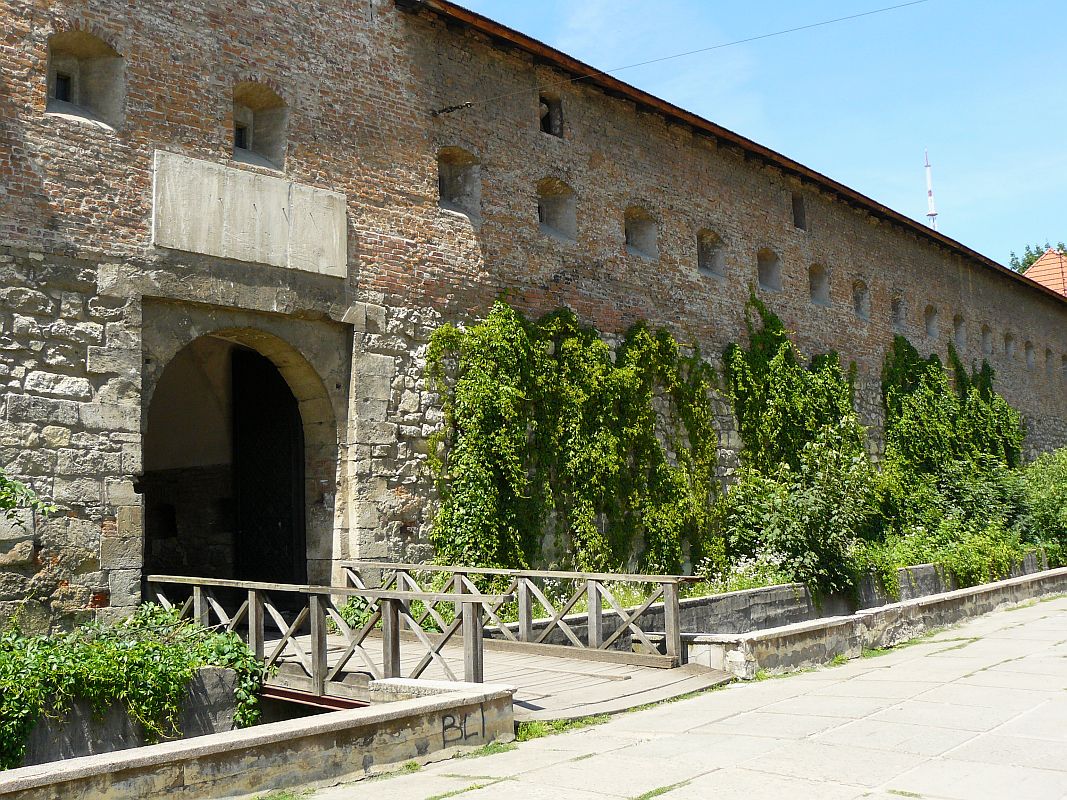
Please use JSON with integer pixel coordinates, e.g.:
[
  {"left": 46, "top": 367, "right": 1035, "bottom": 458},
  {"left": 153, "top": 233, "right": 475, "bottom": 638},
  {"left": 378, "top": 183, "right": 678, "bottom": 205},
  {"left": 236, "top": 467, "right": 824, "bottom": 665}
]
[
  {"left": 425, "top": 295, "right": 1056, "bottom": 599},
  {"left": 881, "top": 335, "right": 1023, "bottom": 474},
  {"left": 719, "top": 294, "right": 872, "bottom": 594},
  {"left": 723, "top": 295, "right": 863, "bottom": 471},
  {"left": 426, "top": 301, "right": 719, "bottom": 575}
]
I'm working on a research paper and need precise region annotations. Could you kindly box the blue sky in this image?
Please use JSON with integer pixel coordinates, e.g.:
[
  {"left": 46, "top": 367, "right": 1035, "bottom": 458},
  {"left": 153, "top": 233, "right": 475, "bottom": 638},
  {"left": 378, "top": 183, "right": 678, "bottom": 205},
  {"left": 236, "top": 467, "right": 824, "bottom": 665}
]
[{"left": 454, "top": 0, "right": 1066, "bottom": 265}]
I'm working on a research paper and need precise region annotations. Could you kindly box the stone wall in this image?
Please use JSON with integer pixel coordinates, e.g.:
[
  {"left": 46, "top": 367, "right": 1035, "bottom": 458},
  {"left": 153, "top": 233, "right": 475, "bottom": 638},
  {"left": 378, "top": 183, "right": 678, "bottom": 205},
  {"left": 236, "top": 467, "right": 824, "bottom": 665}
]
[
  {"left": 22, "top": 667, "right": 237, "bottom": 766},
  {"left": 2, "top": 0, "right": 1067, "bottom": 626}
]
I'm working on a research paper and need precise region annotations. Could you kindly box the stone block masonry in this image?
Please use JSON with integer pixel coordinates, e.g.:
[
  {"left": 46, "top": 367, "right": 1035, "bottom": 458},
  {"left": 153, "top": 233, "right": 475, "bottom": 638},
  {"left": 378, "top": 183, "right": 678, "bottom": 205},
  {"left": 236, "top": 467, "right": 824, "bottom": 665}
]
[{"left": 2, "top": 0, "right": 1067, "bottom": 627}]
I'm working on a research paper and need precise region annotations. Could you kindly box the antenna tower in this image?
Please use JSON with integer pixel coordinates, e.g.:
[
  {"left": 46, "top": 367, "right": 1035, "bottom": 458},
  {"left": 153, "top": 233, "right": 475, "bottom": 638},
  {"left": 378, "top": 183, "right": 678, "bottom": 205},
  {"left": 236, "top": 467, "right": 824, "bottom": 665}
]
[{"left": 925, "top": 149, "right": 938, "bottom": 231}]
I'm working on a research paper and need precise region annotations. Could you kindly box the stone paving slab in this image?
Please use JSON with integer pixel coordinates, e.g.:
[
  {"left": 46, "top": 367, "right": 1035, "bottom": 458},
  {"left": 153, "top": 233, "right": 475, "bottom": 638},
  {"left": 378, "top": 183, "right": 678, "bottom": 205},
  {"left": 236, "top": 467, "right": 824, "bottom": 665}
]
[{"left": 298, "top": 595, "right": 1067, "bottom": 800}]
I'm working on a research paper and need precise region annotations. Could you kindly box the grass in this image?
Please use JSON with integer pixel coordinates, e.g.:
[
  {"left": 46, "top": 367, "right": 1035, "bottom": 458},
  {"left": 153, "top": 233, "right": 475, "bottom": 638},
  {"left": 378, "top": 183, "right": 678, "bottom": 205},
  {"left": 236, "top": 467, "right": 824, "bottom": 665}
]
[
  {"left": 456, "top": 740, "right": 517, "bottom": 758},
  {"left": 515, "top": 713, "right": 611, "bottom": 742},
  {"left": 631, "top": 781, "right": 691, "bottom": 799},
  {"left": 426, "top": 780, "right": 508, "bottom": 800},
  {"left": 253, "top": 792, "right": 308, "bottom": 800},
  {"left": 516, "top": 713, "right": 612, "bottom": 741}
]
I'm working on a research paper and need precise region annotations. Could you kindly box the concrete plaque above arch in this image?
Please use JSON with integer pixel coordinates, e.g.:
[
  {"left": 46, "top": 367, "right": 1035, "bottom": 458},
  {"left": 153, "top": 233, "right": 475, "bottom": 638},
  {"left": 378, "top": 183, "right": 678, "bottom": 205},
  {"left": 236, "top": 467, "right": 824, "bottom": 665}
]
[{"left": 151, "top": 150, "right": 347, "bottom": 278}]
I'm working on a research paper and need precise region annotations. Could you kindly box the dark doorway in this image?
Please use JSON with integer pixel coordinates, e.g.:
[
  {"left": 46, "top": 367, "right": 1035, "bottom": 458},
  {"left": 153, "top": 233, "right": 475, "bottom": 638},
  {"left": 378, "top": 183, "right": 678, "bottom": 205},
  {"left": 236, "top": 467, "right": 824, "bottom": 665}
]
[
  {"left": 142, "top": 338, "right": 308, "bottom": 592},
  {"left": 232, "top": 348, "right": 307, "bottom": 585}
]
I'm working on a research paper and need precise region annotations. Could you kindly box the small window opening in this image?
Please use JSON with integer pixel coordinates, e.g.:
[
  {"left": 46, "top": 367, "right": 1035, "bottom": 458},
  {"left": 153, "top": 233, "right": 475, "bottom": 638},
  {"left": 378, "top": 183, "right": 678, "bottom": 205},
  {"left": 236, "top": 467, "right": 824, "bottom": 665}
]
[
  {"left": 852, "top": 279, "right": 870, "bottom": 320},
  {"left": 1046, "top": 349, "right": 1055, "bottom": 377},
  {"left": 891, "top": 297, "right": 905, "bottom": 329},
  {"left": 953, "top": 314, "right": 966, "bottom": 351},
  {"left": 624, "top": 206, "right": 658, "bottom": 259},
  {"left": 232, "top": 81, "right": 288, "bottom": 169},
  {"left": 1062, "top": 355, "right": 1067, "bottom": 380},
  {"left": 438, "top": 147, "right": 481, "bottom": 220},
  {"left": 536, "top": 178, "right": 577, "bottom": 240},
  {"left": 981, "top": 325, "right": 993, "bottom": 356},
  {"left": 54, "top": 72, "right": 72, "bottom": 103},
  {"left": 1004, "top": 332, "right": 1016, "bottom": 359},
  {"left": 757, "top": 248, "right": 782, "bottom": 291},
  {"left": 46, "top": 31, "right": 124, "bottom": 128},
  {"left": 697, "top": 229, "right": 726, "bottom": 277},
  {"left": 791, "top": 192, "right": 807, "bottom": 230},
  {"left": 1025, "top": 341, "right": 1035, "bottom": 370},
  {"left": 539, "top": 93, "right": 563, "bottom": 137},
  {"left": 924, "top": 305, "right": 939, "bottom": 339},
  {"left": 809, "top": 264, "right": 829, "bottom": 305}
]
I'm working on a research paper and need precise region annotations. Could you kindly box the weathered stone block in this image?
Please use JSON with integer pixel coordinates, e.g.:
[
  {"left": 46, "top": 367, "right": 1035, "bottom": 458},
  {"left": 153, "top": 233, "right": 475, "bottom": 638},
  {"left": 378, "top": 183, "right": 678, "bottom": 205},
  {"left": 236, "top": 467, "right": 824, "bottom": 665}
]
[
  {"left": 6, "top": 394, "right": 80, "bottom": 427},
  {"left": 86, "top": 346, "right": 139, "bottom": 376},
  {"left": 0, "top": 287, "right": 54, "bottom": 315},
  {"left": 53, "top": 477, "right": 104, "bottom": 507},
  {"left": 56, "top": 449, "right": 122, "bottom": 476},
  {"left": 354, "top": 352, "right": 395, "bottom": 378},
  {"left": 108, "top": 569, "right": 142, "bottom": 607},
  {"left": 80, "top": 403, "right": 140, "bottom": 432},
  {"left": 105, "top": 479, "right": 140, "bottom": 507},
  {"left": 49, "top": 320, "right": 104, "bottom": 344},
  {"left": 100, "top": 536, "right": 142, "bottom": 569},
  {"left": 23, "top": 372, "right": 92, "bottom": 401},
  {"left": 0, "top": 540, "right": 34, "bottom": 568},
  {"left": 40, "top": 425, "right": 72, "bottom": 448}
]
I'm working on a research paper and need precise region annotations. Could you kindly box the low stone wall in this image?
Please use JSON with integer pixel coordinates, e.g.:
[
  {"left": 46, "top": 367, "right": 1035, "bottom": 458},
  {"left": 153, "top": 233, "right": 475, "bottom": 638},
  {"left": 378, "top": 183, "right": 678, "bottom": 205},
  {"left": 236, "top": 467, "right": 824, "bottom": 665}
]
[
  {"left": 0, "top": 680, "right": 515, "bottom": 800},
  {"left": 686, "top": 566, "right": 1067, "bottom": 679},
  {"left": 495, "top": 554, "right": 1048, "bottom": 650},
  {"left": 23, "top": 667, "right": 237, "bottom": 766}
]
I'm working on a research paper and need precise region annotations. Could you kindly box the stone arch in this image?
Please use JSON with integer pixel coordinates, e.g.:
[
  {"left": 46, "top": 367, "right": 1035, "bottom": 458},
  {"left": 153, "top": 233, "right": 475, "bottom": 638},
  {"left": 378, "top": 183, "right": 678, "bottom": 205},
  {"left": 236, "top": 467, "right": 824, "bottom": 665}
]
[{"left": 142, "top": 324, "right": 339, "bottom": 588}]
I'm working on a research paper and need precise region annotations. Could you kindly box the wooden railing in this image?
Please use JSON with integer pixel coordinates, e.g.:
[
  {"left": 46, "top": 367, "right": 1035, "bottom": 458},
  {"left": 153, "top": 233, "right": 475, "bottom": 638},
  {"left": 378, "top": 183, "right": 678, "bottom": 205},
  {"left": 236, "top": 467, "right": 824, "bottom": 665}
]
[
  {"left": 341, "top": 561, "right": 698, "bottom": 665},
  {"left": 147, "top": 575, "right": 509, "bottom": 693}
]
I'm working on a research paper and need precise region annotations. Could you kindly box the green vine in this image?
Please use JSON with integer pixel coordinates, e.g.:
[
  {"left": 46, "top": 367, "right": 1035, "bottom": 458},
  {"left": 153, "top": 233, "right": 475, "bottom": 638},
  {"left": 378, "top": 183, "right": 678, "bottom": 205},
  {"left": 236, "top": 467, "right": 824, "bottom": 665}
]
[
  {"left": 723, "top": 294, "right": 862, "bottom": 472},
  {"left": 426, "top": 301, "right": 720, "bottom": 575},
  {"left": 0, "top": 605, "right": 264, "bottom": 770}
]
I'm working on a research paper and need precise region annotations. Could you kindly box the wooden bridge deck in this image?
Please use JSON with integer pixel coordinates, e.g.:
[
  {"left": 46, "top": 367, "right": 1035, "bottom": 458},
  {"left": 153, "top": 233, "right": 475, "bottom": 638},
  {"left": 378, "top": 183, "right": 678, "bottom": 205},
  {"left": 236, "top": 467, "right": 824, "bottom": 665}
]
[{"left": 269, "top": 633, "right": 730, "bottom": 722}]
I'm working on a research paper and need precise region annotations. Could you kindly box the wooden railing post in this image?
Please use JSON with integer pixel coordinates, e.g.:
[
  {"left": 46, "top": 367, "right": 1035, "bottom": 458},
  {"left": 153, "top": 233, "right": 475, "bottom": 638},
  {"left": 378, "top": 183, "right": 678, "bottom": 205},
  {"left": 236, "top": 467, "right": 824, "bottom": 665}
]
[
  {"left": 192, "top": 586, "right": 209, "bottom": 627},
  {"left": 663, "top": 581, "right": 684, "bottom": 665},
  {"left": 517, "top": 578, "right": 533, "bottom": 643},
  {"left": 381, "top": 598, "right": 401, "bottom": 678},
  {"left": 587, "top": 579, "right": 603, "bottom": 649},
  {"left": 247, "top": 589, "right": 264, "bottom": 661},
  {"left": 462, "top": 601, "right": 483, "bottom": 683},
  {"left": 453, "top": 573, "right": 465, "bottom": 626},
  {"left": 309, "top": 594, "right": 328, "bottom": 696}
]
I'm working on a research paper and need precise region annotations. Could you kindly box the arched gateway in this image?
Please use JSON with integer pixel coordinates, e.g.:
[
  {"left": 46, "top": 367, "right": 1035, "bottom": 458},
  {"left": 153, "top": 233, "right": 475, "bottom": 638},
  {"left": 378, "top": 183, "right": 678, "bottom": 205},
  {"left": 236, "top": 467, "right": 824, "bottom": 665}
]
[{"left": 140, "top": 327, "right": 338, "bottom": 588}]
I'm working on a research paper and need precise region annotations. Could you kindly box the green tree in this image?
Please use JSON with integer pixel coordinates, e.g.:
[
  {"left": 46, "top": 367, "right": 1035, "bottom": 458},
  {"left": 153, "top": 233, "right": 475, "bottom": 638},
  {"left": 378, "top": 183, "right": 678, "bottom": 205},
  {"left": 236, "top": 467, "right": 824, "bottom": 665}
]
[{"left": 1008, "top": 241, "right": 1064, "bottom": 272}]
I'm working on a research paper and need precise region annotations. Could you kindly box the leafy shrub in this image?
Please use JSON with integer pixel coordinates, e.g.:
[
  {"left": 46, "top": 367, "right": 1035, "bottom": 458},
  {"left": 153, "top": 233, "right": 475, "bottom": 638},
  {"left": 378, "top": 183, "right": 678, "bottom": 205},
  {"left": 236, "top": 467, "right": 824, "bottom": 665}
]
[
  {"left": 1020, "top": 448, "right": 1067, "bottom": 563},
  {"left": 0, "top": 605, "right": 264, "bottom": 770},
  {"left": 720, "top": 422, "right": 877, "bottom": 595}
]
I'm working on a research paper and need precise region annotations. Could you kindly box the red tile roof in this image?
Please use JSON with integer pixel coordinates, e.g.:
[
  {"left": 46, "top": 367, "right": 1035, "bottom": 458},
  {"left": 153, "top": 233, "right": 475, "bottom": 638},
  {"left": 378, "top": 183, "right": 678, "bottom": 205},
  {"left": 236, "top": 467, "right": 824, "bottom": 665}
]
[{"left": 1024, "top": 249, "right": 1067, "bottom": 297}]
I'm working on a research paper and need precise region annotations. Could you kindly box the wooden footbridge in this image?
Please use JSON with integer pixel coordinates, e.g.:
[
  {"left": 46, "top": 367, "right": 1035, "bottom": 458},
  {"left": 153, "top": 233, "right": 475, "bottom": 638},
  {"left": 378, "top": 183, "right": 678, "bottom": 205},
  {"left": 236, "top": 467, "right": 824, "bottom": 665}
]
[{"left": 148, "top": 563, "right": 728, "bottom": 721}]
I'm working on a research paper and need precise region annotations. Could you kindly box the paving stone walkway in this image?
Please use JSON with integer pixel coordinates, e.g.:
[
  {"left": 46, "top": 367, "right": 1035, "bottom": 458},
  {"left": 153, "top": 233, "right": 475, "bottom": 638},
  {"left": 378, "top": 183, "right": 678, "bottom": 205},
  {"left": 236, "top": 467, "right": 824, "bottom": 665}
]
[{"left": 308, "top": 596, "right": 1067, "bottom": 800}]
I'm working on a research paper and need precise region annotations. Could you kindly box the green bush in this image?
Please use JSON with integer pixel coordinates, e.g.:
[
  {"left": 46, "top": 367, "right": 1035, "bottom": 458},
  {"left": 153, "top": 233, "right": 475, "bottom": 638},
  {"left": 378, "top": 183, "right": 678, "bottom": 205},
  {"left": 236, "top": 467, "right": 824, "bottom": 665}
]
[
  {"left": 0, "top": 605, "right": 264, "bottom": 770},
  {"left": 1020, "top": 448, "right": 1067, "bottom": 563},
  {"left": 720, "top": 422, "right": 877, "bottom": 595}
]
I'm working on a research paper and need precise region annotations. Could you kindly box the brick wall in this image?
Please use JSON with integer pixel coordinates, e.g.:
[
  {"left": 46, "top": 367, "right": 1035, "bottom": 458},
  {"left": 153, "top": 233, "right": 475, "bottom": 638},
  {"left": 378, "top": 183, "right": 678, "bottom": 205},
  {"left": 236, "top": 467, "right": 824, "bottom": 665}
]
[{"left": 1, "top": 0, "right": 1066, "bottom": 624}]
